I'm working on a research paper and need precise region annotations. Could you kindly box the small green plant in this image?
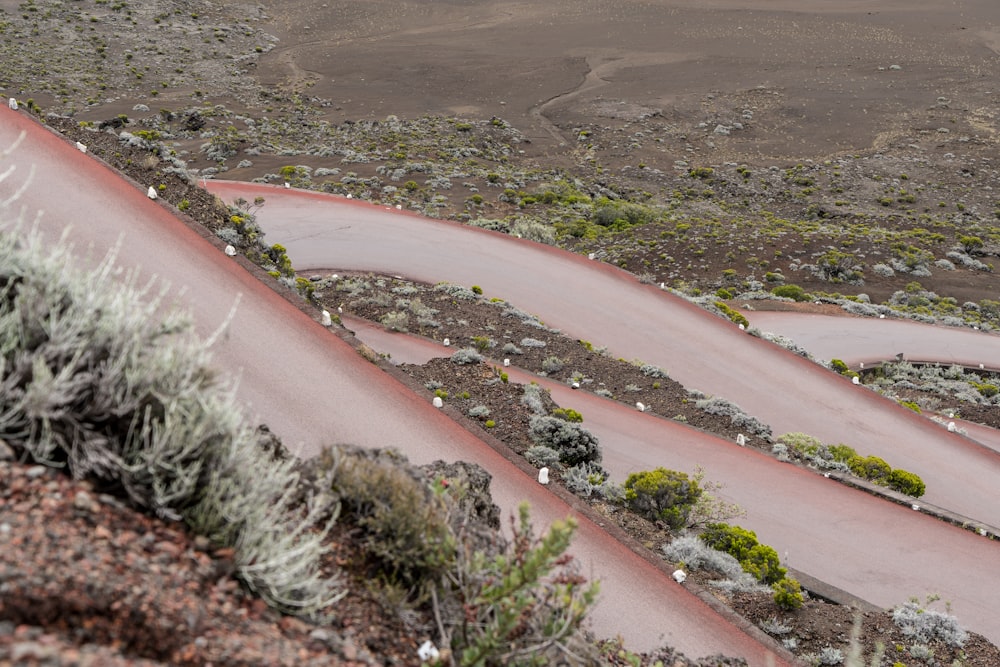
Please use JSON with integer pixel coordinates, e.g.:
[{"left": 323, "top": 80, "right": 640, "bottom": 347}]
[
  {"left": 773, "top": 577, "right": 804, "bottom": 610},
  {"left": 551, "top": 407, "right": 583, "bottom": 423},
  {"left": 848, "top": 455, "right": 892, "bottom": 485},
  {"left": 771, "top": 284, "right": 808, "bottom": 302},
  {"left": 623, "top": 468, "right": 702, "bottom": 529},
  {"left": 450, "top": 504, "right": 600, "bottom": 665},
  {"left": 887, "top": 469, "right": 926, "bottom": 498},
  {"left": 714, "top": 301, "right": 749, "bottom": 328}
]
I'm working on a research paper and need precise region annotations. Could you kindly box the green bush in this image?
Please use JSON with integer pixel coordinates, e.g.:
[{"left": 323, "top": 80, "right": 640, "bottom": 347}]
[
  {"left": 771, "top": 284, "right": 808, "bottom": 301},
  {"left": 699, "top": 523, "right": 759, "bottom": 563},
  {"left": 887, "top": 469, "right": 926, "bottom": 498},
  {"left": 828, "top": 444, "right": 857, "bottom": 463},
  {"left": 830, "top": 358, "right": 850, "bottom": 374},
  {"left": 624, "top": 468, "right": 702, "bottom": 529},
  {"left": 773, "top": 577, "right": 804, "bottom": 610},
  {"left": 848, "top": 455, "right": 892, "bottom": 484},
  {"left": 551, "top": 407, "right": 583, "bottom": 423},
  {"left": 714, "top": 301, "right": 750, "bottom": 328},
  {"left": 742, "top": 544, "right": 787, "bottom": 585}
]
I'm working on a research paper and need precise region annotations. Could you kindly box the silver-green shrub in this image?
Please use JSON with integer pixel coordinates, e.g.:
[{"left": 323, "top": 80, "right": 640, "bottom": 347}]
[
  {"left": 0, "top": 223, "right": 341, "bottom": 617},
  {"left": 528, "top": 415, "right": 601, "bottom": 466},
  {"left": 892, "top": 601, "right": 967, "bottom": 648},
  {"left": 450, "top": 347, "right": 484, "bottom": 365},
  {"left": 695, "top": 396, "right": 772, "bottom": 439}
]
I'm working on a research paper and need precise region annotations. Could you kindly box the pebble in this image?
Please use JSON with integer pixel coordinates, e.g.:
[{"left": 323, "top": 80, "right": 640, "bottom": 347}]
[
  {"left": 25, "top": 465, "right": 48, "bottom": 479},
  {"left": 0, "top": 438, "right": 14, "bottom": 461},
  {"left": 73, "top": 490, "right": 98, "bottom": 513}
]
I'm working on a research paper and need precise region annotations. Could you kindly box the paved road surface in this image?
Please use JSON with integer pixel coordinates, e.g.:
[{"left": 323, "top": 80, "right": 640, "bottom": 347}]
[
  {"left": 346, "top": 316, "right": 1000, "bottom": 645},
  {"left": 0, "top": 106, "right": 791, "bottom": 662},
  {"left": 205, "top": 181, "right": 1000, "bottom": 534}
]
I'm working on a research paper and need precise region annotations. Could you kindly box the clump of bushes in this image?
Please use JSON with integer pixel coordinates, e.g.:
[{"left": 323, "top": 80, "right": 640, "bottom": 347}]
[
  {"left": 774, "top": 433, "right": 926, "bottom": 497},
  {"left": 700, "top": 523, "right": 802, "bottom": 609},
  {"left": 714, "top": 301, "right": 750, "bottom": 328}
]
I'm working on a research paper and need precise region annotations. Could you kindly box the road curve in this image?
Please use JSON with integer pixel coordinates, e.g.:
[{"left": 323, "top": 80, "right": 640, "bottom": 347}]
[
  {"left": 344, "top": 315, "right": 1000, "bottom": 646},
  {"left": 0, "top": 108, "right": 791, "bottom": 662},
  {"left": 749, "top": 312, "right": 1000, "bottom": 371},
  {"left": 204, "top": 181, "right": 1000, "bottom": 532}
]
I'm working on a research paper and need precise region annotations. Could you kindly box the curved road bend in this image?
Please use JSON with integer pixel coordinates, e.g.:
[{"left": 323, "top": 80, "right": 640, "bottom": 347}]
[
  {"left": 749, "top": 312, "right": 1000, "bottom": 372},
  {"left": 205, "top": 181, "right": 1000, "bottom": 530},
  {"left": 0, "top": 109, "right": 790, "bottom": 662},
  {"left": 346, "top": 315, "right": 1000, "bottom": 646}
]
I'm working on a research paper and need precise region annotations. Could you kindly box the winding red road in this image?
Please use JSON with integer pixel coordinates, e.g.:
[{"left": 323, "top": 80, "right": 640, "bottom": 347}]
[
  {"left": 203, "top": 181, "right": 1000, "bottom": 532},
  {"left": 0, "top": 107, "right": 792, "bottom": 660},
  {"left": 347, "top": 316, "right": 1000, "bottom": 645}
]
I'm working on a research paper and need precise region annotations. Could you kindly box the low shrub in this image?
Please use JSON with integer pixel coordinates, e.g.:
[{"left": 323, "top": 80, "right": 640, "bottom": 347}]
[
  {"left": 828, "top": 444, "right": 857, "bottom": 463},
  {"left": 541, "top": 355, "right": 564, "bottom": 373},
  {"left": 662, "top": 536, "right": 745, "bottom": 580},
  {"left": 848, "top": 455, "right": 892, "bottom": 485},
  {"left": 551, "top": 407, "right": 583, "bottom": 423},
  {"left": 319, "top": 446, "right": 455, "bottom": 587},
  {"left": 742, "top": 544, "right": 786, "bottom": 585},
  {"left": 892, "top": 600, "right": 967, "bottom": 648},
  {"left": 771, "top": 284, "right": 808, "bottom": 301},
  {"left": 887, "top": 468, "right": 926, "bottom": 498},
  {"left": 772, "top": 577, "right": 804, "bottom": 611},
  {"left": 524, "top": 445, "right": 561, "bottom": 468},
  {"left": 451, "top": 347, "right": 485, "bottom": 365},
  {"left": 699, "top": 523, "right": 760, "bottom": 563},
  {"left": 714, "top": 301, "right": 750, "bottom": 328},
  {"left": 623, "top": 468, "right": 702, "bottom": 529},
  {"left": 449, "top": 504, "right": 601, "bottom": 666}
]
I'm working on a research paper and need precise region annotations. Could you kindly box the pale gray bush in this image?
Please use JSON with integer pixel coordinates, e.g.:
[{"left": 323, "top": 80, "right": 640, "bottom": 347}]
[
  {"left": 663, "top": 536, "right": 745, "bottom": 580},
  {"left": 510, "top": 219, "right": 556, "bottom": 245},
  {"left": 640, "top": 364, "right": 669, "bottom": 379},
  {"left": 450, "top": 347, "right": 484, "bottom": 365},
  {"left": 520, "top": 337, "right": 547, "bottom": 348},
  {"left": 521, "top": 383, "right": 548, "bottom": 415},
  {"left": 541, "top": 355, "right": 564, "bottom": 373},
  {"left": 563, "top": 461, "right": 621, "bottom": 500},
  {"left": 524, "top": 445, "right": 560, "bottom": 468},
  {"left": 502, "top": 342, "right": 523, "bottom": 355},
  {"left": 0, "top": 224, "right": 341, "bottom": 617},
  {"left": 695, "top": 397, "right": 772, "bottom": 439},
  {"left": 433, "top": 282, "right": 479, "bottom": 300},
  {"left": 379, "top": 310, "right": 409, "bottom": 332},
  {"left": 528, "top": 415, "right": 601, "bottom": 466},
  {"left": 468, "top": 405, "right": 491, "bottom": 418},
  {"left": 892, "top": 601, "right": 967, "bottom": 647}
]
